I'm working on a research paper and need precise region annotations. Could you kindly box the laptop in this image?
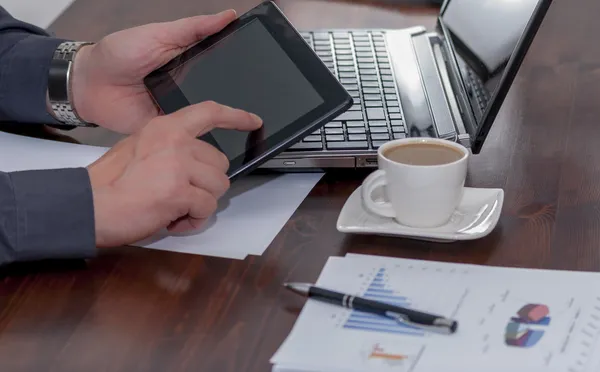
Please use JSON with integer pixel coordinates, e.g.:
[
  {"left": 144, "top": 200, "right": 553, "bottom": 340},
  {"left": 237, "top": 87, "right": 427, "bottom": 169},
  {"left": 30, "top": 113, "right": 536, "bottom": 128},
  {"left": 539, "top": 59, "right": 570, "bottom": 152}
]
[{"left": 260, "top": 0, "right": 553, "bottom": 170}]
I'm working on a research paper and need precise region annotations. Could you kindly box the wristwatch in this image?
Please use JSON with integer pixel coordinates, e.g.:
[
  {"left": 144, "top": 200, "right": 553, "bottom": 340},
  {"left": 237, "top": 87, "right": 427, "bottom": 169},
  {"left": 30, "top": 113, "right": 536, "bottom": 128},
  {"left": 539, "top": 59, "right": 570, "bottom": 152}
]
[{"left": 47, "top": 41, "right": 96, "bottom": 126}]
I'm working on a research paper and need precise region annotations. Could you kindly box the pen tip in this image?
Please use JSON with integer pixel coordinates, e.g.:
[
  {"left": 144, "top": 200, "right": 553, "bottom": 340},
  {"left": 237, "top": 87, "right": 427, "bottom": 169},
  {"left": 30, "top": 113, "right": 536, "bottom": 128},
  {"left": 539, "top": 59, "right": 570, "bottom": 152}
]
[{"left": 450, "top": 321, "right": 458, "bottom": 333}]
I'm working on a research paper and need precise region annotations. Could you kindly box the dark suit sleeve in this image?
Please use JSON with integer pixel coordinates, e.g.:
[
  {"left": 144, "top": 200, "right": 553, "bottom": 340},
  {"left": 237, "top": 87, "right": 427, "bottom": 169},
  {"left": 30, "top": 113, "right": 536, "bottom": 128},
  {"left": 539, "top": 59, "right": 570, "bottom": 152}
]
[
  {"left": 0, "top": 168, "right": 97, "bottom": 265},
  {"left": 0, "top": 6, "right": 67, "bottom": 124},
  {"left": 0, "top": 8, "right": 97, "bottom": 266}
]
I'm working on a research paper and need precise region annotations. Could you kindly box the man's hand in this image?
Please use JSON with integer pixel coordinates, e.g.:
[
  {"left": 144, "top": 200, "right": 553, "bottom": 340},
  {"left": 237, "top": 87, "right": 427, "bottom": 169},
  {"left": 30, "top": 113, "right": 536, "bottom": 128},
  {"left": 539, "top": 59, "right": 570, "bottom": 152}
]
[
  {"left": 70, "top": 10, "right": 237, "bottom": 133},
  {"left": 87, "top": 101, "right": 262, "bottom": 248}
]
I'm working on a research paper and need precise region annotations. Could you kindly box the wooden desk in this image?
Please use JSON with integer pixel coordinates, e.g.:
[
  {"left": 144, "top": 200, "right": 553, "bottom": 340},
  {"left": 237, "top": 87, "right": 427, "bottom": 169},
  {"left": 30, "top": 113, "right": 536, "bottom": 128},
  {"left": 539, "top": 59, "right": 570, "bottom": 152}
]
[{"left": 2, "top": 0, "right": 600, "bottom": 370}]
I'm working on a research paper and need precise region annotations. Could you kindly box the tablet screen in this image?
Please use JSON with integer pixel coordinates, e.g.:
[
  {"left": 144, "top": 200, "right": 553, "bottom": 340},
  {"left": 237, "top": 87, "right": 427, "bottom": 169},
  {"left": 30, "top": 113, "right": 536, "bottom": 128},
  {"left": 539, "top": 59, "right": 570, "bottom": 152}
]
[{"left": 169, "top": 19, "right": 324, "bottom": 160}]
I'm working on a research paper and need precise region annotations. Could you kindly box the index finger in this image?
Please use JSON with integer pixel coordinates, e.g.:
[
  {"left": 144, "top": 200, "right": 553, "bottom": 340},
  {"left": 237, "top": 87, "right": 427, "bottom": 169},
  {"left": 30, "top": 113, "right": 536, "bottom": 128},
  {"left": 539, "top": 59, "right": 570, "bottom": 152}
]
[{"left": 169, "top": 101, "right": 263, "bottom": 137}]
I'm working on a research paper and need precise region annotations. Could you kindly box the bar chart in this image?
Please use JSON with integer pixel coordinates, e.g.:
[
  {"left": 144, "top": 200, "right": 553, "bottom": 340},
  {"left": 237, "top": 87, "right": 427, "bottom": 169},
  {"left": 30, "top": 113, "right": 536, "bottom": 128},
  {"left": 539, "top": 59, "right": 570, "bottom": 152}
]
[{"left": 343, "top": 267, "right": 425, "bottom": 336}]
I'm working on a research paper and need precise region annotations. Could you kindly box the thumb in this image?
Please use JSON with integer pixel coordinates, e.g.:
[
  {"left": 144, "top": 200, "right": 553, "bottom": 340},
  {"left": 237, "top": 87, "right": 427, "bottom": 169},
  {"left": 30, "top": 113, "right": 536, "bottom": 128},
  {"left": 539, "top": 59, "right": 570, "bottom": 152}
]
[{"left": 162, "top": 9, "right": 237, "bottom": 48}]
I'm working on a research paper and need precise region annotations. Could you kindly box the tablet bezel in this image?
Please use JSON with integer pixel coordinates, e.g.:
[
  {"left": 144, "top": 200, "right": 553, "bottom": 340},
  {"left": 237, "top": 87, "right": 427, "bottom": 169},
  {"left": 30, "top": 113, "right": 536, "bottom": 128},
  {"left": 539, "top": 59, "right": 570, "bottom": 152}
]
[{"left": 144, "top": 1, "right": 353, "bottom": 180}]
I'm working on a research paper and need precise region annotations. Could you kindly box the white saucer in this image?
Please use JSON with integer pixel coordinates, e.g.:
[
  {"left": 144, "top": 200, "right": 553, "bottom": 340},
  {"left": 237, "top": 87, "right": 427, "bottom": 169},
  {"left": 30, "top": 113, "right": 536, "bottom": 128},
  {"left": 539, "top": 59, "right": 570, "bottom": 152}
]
[{"left": 336, "top": 186, "right": 504, "bottom": 242}]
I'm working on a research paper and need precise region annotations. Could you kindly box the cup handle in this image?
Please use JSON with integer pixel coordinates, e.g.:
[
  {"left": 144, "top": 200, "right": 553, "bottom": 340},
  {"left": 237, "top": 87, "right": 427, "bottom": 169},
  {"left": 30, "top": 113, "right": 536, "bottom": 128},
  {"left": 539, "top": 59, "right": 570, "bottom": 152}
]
[{"left": 361, "top": 170, "right": 396, "bottom": 218}]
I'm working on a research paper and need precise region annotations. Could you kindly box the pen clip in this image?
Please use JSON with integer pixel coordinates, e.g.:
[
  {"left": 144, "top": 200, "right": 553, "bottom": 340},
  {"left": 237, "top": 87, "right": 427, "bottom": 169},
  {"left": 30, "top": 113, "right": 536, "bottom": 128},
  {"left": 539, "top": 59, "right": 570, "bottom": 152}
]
[{"left": 384, "top": 311, "right": 455, "bottom": 335}]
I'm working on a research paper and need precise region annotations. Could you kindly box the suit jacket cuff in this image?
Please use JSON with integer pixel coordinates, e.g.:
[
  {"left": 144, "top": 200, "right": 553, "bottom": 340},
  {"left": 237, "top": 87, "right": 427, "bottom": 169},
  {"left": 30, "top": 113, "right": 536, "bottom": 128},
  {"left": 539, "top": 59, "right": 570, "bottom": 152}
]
[
  {"left": 5, "top": 167, "right": 96, "bottom": 264},
  {"left": 0, "top": 35, "right": 67, "bottom": 124}
]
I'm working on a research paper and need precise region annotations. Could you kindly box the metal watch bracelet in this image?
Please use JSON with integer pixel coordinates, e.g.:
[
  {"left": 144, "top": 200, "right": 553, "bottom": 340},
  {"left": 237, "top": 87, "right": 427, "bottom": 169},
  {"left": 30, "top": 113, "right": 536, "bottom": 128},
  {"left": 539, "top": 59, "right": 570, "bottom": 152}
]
[{"left": 47, "top": 41, "right": 96, "bottom": 126}]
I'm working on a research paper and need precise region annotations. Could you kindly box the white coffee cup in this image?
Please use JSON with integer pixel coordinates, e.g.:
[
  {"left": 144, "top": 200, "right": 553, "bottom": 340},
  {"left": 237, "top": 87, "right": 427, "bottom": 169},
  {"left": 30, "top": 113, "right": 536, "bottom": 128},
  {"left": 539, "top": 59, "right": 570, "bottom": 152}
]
[{"left": 361, "top": 137, "right": 469, "bottom": 228}]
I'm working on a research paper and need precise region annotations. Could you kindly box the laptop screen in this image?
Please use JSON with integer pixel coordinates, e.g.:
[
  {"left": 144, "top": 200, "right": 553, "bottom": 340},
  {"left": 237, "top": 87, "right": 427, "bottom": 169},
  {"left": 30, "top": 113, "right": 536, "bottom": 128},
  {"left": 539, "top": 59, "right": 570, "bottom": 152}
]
[{"left": 439, "top": 0, "right": 551, "bottom": 152}]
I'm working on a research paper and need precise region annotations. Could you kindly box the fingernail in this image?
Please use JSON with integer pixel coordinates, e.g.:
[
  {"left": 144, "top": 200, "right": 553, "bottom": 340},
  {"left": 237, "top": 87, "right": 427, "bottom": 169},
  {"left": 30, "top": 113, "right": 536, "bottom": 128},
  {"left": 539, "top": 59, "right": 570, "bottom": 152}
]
[
  {"left": 250, "top": 113, "right": 262, "bottom": 125},
  {"left": 222, "top": 9, "right": 236, "bottom": 17}
]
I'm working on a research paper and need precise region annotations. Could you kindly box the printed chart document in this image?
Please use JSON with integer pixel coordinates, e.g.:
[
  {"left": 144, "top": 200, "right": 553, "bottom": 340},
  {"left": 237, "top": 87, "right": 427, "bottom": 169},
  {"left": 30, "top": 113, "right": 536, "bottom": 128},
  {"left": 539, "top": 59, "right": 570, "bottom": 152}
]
[
  {"left": 271, "top": 254, "right": 600, "bottom": 372},
  {"left": 0, "top": 131, "right": 322, "bottom": 259}
]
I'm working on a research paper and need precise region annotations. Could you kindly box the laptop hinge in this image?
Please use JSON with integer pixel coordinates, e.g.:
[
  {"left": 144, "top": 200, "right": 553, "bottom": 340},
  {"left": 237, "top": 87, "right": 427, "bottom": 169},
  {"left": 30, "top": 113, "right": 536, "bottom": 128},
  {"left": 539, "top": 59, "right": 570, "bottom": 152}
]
[
  {"left": 429, "top": 36, "right": 470, "bottom": 148},
  {"left": 410, "top": 32, "right": 459, "bottom": 143}
]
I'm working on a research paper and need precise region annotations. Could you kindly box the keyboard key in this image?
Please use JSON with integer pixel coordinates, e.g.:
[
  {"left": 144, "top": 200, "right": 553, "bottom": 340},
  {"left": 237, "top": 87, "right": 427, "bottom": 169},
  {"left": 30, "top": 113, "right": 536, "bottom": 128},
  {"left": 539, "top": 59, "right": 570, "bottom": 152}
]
[
  {"left": 387, "top": 100, "right": 399, "bottom": 107},
  {"left": 336, "top": 49, "right": 352, "bottom": 55},
  {"left": 336, "top": 54, "right": 353, "bottom": 61},
  {"left": 337, "top": 111, "right": 364, "bottom": 121},
  {"left": 375, "top": 46, "right": 387, "bottom": 53},
  {"left": 325, "top": 122, "right": 343, "bottom": 128},
  {"left": 354, "top": 41, "right": 371, "bottom": 48},
  {"left": 362, "top": 81, "right": 378, "bottom": 88},
  {"left": 383, "top": 88, "right": 396, "bottom": 94},
  {"left": 391, "top": 126, "right": 404, "bottom": 133},
  {"left": 356, "top": 52, "right": 374, "bottom": 59},
  {"left": 382, "top": 81, "right": 395, "bottom": 88},
  {"left": 311, "top": 130, "right": 321, "bottom": 135},
  {"left": 320, "top": 57, "right": 333, "bottom": 63},
  {"left": 365, "top": 101, "right": 383, "bottom": 107},
  {"left": 353, "top": 36, "right": 369, "bottom": 42},
  {"left": 371, "top": 133, "right": 390, "bottom": 140},
  {"left": 369, "top": 127, "right": 389, "bottom": 133},
  {"left": 348, "top": 134, "right": 367, "bottom": 141},
  {"left": 346, "top": 121, "right": 366, "bottom": 128},
  {"left": 326, "top": 135, "right": 345, "bottom": 142},
  {"left": 339, "top": 66, "right": 356, "bottom": 72},
  {"left": 290, "top": 142, "right": 323, "bottom": 150},
  {"left": 389, "top": 113, "right": 403, "bottom": 120},
  {"left": 359, "top": 69, "right": 378, "bottom": 75},
  {"left": 387, "top": 107, "right": 401, "bottom": 113},
  {"left": 313, "top": 33, "right": 330, "bottom": 40},
  {"left": 349, "top": 91, "right": 360, "bottom": 98},
  {"left": 357, "top": 57, "right": 375, "bottom": 64},
  {"left": 333, "top": 39, "right": 350, "bottom": 48},
  {"left": 358, "top": 63, "right": 376, "bottom": 69},
  {"left": 314, "top": 39, "right": 330, "bottom": 45},
  {"left": 355, "top": 47, "right": 372, "bottom": 53},
  {"left": 366, "top": 107, "right": 386, "bottom": 120},
  {"left": 327, "top": 141, "right": 368, "bottom": 150},
  {"left": 343, "top": 84, "right": 358, "bottom": 91},
  {"left": 362, "top": 88, "right": 381, "bottom": 94},
  {"left": 348, "top": 104, "right": 362, "bottom": 111},
  {"left": 380, "top": 69, "right": 392, "bottom": 76},
  {"left": 393, "top": 132, "right": 406, "bottom": 139},
  {"left": 333, "top": 32, "right": 349, "bottom": 38},
  {"left": 338, "top": 60, "right": 354, "bottom": 66},
  {"left": 361, "top": 75, "right": 378, "bottom": 81},
  {"left": 382, "top": 75, "right": 394, "bottom": 81},
  {"left": 379, "top": 63, "right": 390, "bottom": 69},
  {"left": 339, "top": 72, "right": 356, "bottom": 78},
  {"left": 371, "top": 140, "right": 389, "bottom": 149},
  {"left": 385, "top": 94, "right": 397, "bottom": 101},
  {"left": 341, "top": 78, "right": 358, "bottom": 84},
  {"left": 303, "top": 135, "right": 322, "bottom": 142},
  {"left": 325, "top": 128, "right": 343, "bottom": 135},
  {"left": 376, "top": 52, "right": 387, "bottom": 58},
  {"left": 364, "top": 94, "right": 382, "bottom": 101},
  {"left": 347, "top": 127, "right": 366, "bottom": 134},
  {"left": 368, "top": 121, "right": 387, "bottom": 127},
  {"left": 315, "top": 45, "right": 331, "bottom": 51},
  {"left": 391, "top": 120, "right": 404, "bottom": 127},
  {"left": 374, "top": 41, "right": 386, "bottom": 47}
]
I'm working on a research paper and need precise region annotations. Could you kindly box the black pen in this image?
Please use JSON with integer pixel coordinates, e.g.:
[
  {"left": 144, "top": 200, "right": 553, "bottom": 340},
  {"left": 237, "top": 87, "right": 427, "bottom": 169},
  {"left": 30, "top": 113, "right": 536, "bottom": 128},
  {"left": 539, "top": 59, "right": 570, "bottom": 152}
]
[{"left": 284, "top": 282, "right": 458, "bottom": 334}]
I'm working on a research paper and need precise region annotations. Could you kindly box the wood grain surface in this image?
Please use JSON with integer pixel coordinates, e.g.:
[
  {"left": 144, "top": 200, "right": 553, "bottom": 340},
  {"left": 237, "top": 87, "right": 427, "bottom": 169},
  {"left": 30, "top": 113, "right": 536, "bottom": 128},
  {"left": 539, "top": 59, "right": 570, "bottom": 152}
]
[{"left": 2, "top": 0, "right": 600, "bottom": 371}]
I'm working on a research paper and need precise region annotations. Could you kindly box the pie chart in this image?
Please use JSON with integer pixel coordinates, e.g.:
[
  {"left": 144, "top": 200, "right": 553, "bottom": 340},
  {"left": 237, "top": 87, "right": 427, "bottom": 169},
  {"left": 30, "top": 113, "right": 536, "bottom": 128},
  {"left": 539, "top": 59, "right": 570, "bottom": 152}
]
[{"left": 504, "top": 304, "right": 550, "bottom": 348}]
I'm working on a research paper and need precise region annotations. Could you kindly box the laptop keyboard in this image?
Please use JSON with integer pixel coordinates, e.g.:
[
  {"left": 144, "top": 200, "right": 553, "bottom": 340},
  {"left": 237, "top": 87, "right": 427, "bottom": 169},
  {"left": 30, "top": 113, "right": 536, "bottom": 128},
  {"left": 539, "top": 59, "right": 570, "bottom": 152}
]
[{"left": 290, "top": 30, "right": 407, "bottom": 152}]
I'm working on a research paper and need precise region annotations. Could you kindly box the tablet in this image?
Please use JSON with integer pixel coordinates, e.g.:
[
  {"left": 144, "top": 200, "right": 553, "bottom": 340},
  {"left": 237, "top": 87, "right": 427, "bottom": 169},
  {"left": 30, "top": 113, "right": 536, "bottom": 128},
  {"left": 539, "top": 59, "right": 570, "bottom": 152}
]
[{"left": 144, "top": 1, "right": 353, "bottom": 180}]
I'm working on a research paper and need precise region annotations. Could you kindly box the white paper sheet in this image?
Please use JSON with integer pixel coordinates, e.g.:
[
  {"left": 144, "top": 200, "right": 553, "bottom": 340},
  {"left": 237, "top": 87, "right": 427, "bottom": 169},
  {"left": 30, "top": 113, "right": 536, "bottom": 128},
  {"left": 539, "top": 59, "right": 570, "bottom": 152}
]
[
  {"left": 0, "top": 131, "right": 323, "bottom": 259},
  {"left": 272, "top": 254, "right": 600, "bottom": 371}
]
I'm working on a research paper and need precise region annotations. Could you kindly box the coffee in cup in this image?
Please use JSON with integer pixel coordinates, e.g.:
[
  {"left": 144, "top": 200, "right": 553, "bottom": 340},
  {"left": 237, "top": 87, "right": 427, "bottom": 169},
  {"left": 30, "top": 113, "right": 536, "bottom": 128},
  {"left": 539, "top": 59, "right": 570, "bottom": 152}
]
[{"left": 361, "top": 138, "right": 469, "bottom": 228}]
